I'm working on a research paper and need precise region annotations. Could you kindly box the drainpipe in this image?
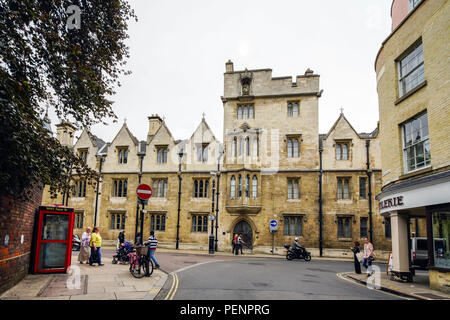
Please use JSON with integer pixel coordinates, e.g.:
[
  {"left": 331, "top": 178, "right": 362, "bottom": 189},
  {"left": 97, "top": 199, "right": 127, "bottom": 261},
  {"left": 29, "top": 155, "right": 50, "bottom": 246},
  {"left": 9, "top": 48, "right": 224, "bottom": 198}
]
[
  {"left": 318, "top": 144, "right": 323, "bottom": 257},
  {"left": 366, "top": 140, "right": 373, "bottom": 244},
  {"left": 94, "top": 156, "right": 104, "bottom": 227}
]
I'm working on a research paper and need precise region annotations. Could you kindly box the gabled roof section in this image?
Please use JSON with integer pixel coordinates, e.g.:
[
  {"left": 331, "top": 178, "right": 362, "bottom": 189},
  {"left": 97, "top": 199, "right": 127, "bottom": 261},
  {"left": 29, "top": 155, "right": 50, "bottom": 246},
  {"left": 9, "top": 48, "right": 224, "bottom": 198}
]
[
  {"left": 75, "top": 128, "right": 106, "bottom": 151},
  {"left": 148, "top": 120, "right": 176, "bottom": 145},
  {"left": 324, "top": 112, "right": 378, "bottom": 140},
  {"left": 110, "top": 122, "right": 139, "bottom": 147},
  {"left": 189, "top": 116, "right": 217, "bottom": 144}
]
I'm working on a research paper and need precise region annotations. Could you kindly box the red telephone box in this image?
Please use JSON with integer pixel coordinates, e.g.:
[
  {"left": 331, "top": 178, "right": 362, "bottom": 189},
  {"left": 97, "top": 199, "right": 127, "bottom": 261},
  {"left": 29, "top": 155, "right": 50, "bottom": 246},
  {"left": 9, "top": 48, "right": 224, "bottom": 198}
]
[{"left": 31, "top": 205, "right": 74, "bottom": 273}]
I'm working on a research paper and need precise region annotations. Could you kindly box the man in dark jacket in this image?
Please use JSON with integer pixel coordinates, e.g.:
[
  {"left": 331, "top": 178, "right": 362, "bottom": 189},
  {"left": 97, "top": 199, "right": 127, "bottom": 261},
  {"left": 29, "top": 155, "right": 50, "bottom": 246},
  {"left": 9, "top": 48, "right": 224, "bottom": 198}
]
[{"left": 292, "top": 237, "right": 305, "bottom": 256}]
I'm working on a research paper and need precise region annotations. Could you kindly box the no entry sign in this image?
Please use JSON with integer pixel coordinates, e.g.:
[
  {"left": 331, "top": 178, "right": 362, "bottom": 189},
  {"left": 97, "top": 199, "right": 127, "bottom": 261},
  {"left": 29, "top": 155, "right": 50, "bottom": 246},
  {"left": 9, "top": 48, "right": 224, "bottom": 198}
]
[{"left": 136, "top": 184, "right": 152, "bottom": 200}]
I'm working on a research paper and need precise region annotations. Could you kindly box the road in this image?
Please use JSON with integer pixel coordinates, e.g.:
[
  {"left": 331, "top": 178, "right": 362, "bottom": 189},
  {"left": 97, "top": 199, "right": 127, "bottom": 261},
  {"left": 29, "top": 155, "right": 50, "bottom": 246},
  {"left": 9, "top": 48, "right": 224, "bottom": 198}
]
[{"left": 148, "top": 253, "right": 403, "bottom": 300}]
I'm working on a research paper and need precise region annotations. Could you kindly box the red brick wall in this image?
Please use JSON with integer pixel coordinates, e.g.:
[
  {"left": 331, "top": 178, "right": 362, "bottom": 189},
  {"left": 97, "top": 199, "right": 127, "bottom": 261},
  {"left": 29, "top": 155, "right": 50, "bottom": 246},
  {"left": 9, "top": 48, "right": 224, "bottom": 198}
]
[{"left": 0, "top": 187, "right": 43, "bottom": 294}]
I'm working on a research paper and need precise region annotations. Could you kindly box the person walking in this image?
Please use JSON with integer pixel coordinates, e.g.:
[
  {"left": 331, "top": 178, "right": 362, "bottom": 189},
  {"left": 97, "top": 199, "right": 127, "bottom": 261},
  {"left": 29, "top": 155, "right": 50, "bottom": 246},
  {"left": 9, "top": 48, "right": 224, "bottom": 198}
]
[
  {"left": 238, "top": 234, "right": 245, "bottom": 255},
  {"left": 118, "top": 230, "right": 125, "bottom": 248},
  {"left": 78, "top": 227, "right": 91, "bottom": 264},
  {"left": 232, "top": 234, "right": 237, "bottom": 254},
  {"left": 234, "top": 234, "right": 239, "bottom": 255},
  {"left": 361, "top": 238, "right": 374, "bottom": 276},
  {"left": 89, "top": 227, "right": 104, "bottom": 266},
  {"left": 350, "top": 241, "right": 362, "bottom": 274},
  {"left": 147, "top": 230, "right": 160, "bottom": 270}
]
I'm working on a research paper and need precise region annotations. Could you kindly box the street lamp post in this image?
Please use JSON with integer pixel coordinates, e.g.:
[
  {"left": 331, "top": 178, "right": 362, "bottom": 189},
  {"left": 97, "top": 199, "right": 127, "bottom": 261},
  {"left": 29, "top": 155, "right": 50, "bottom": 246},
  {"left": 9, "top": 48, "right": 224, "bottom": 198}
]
[
  {"left": 209, "top": 179, "right": 215, "bottom": 254},
  {"left": 214, "top": 150, "right": 223, "bottom": 251},
  {"left": 176, "top": 150, "right": 184, "bottom": 250}
]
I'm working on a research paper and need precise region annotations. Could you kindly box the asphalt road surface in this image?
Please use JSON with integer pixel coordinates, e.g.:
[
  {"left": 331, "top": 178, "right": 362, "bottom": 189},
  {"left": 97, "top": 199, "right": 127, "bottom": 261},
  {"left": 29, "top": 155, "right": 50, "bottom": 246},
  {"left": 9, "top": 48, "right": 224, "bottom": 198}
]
[{"left": 154, "top": 256, "right": 403, "bottom": 300}]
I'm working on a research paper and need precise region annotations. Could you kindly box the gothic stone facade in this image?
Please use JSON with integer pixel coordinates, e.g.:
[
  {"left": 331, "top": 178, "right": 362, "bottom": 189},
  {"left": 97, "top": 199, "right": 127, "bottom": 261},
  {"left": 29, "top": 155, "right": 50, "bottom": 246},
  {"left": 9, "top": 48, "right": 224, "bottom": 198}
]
[{"left": 42, "top": 62, "right": 392, "bottom": 257}]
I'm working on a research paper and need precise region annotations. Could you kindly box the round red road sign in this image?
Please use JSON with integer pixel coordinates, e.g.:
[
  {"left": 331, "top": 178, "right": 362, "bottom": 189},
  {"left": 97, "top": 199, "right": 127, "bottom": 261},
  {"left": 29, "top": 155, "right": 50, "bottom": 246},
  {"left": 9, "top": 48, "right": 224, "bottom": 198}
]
[{"left": 136, "top": 184, "right": 152, "bottom": 200}]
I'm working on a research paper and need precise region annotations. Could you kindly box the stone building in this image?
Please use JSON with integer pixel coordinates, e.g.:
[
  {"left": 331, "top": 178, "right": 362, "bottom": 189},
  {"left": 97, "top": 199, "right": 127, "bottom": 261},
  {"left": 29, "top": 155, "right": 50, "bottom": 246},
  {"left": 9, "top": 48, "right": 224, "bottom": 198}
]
[
  {"left": 42, "top": 62, "right": 392, "bottom": 257},
  {"left": 375, "top": 0, "right": 449, "bottom": 292}
]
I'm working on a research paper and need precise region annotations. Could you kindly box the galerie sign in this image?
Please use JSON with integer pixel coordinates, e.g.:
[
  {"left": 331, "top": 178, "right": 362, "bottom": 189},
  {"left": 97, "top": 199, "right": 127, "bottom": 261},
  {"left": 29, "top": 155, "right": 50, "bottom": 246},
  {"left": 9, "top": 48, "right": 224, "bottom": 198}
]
[{"left": 379, "top": 196, "right": 404, "bottom": 211}]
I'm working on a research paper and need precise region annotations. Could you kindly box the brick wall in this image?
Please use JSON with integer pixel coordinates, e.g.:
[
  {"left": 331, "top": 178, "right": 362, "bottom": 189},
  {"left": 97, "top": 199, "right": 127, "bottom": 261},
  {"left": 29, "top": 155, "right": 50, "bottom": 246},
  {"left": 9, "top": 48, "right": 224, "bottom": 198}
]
[{"left": 0, "top": 187, "right": 43, "bottom": 294}]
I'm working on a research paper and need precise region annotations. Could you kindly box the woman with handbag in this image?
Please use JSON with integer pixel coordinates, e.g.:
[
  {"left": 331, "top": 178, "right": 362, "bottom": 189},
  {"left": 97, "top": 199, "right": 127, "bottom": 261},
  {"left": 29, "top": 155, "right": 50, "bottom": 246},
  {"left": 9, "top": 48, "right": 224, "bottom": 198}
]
[
  {"left": 89, "top": 227, "right": 104, "bottom": 266},
  {"left": 362, "top": 238, "right": 375, "bottom": 277},
  {"left": 350, "top": 241, "right": 362, "bottom": 274},
  {"left": 78, "top": 227, "right": 91, "bottom": 264}
]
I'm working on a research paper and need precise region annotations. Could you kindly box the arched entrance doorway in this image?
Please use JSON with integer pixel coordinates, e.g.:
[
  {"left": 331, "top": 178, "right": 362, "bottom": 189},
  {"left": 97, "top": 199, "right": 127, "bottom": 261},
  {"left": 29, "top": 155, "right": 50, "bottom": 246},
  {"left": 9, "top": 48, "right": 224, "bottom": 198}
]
[{"left": 233, "top": 220, "right": 253, "bottom": 249}]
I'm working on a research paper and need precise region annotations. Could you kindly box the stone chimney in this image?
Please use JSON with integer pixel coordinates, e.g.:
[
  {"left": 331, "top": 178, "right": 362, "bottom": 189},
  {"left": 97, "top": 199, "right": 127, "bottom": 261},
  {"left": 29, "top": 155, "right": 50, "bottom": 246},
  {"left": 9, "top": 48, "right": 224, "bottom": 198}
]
[
  {"left": 147, "top": 114, "right": 163, "bottom": 141},
  {"left": 225, "top": 60, "right": 234, "bottom": 73},
  {"left": 56, "top": 121, "right": 76, "bottom": 148}
]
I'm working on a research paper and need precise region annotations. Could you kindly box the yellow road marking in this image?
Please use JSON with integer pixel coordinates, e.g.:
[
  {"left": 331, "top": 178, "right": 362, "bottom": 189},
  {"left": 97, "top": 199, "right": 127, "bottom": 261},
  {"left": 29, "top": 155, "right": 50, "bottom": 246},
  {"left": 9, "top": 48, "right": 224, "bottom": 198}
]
[
  {"left": 169, "top": 273, "right": 179, "bottom": 300},
  {"left": 164, "top": 273, "right": 179, "bottom": 300},
  {"left": 164, "top": 274, "right": 176, "bottom": 300}
]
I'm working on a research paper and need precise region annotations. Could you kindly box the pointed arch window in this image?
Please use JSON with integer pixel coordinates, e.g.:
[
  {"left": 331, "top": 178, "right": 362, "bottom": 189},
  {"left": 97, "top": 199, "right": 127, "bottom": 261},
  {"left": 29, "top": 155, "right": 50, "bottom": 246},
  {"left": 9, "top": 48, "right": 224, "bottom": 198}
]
[
  {"left": 239, "top": 137, "right": 244, "bottom": 156},
  {"left": 157, "top": 146, "right": 168, "bottom": 163},
  {"left": 117, "top": 147, "right": 128, "bottom": 164},
  {"left": 245, "top": 175, "right": 250, "bottom": 197},
  {"left": 287, "top": 136, "right": 300, "bottom": 158},
  {"left": 230, "top": 176, "right": 236, "bottom": 198},
  {"left": 238, "top": 174, "right": 242, "bottom": 197},
  {"left": 232, "top": 137, "right": 237, "bottom": 157},
  {"left": 246, "top": 137, "right": 250, "bottom": 156},
  {"left": 253, "top": 137, "right": 259, "bottom": 157},
  {"left": 252, "top": 176, "right": 258, "bottom": 198},
  {"left": 336, "top": 142, "right": 349, "bottom": 160},
  {"left": 237, "top": 106, "right": 243, "bottom": 119}
]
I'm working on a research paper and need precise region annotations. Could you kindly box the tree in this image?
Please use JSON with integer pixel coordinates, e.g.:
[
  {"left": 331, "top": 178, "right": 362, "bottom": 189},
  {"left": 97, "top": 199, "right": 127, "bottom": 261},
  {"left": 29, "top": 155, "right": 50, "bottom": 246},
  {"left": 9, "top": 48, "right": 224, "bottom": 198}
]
[{"left": 0, "top": 0, "right": 137, "bottom": 198}]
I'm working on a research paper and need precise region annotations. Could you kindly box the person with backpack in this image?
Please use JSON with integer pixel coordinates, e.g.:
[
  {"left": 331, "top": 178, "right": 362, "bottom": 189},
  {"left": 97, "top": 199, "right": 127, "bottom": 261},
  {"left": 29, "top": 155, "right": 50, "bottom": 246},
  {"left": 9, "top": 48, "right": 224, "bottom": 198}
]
[
  {"left": 237, "top": 234, "right": 245, "bottom": 255},
  {"left": 232, "top": 234, "right": 237, "bottom": 254},
  {"left": 147, "top": 230, "right": 160, "bottom": 269}
]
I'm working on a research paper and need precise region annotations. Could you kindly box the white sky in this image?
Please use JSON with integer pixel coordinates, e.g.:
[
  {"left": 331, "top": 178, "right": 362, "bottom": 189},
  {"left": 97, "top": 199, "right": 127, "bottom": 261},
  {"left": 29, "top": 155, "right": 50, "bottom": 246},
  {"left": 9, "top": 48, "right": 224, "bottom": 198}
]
[{"left": 49, "top": 0, "right": 393, "bottom": 143}]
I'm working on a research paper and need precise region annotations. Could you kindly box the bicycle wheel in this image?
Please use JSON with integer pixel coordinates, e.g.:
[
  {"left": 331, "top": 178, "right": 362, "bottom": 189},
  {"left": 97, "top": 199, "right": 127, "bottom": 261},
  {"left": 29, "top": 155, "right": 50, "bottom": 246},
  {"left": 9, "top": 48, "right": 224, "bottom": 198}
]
[
  {"left": 130, "top": 258, "right": 145, "bottom": 279},
  {"left": 147, "top": 258, "right": 154, "bottom": 276}
]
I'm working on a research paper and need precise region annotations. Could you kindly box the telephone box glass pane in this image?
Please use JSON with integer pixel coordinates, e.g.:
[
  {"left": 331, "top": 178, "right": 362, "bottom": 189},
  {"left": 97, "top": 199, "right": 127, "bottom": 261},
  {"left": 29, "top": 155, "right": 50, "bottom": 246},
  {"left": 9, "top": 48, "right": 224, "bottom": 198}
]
[
  {"left": 39, "top": 242, "right": 67, "bottom": 269},
  {"left": 42, "top": 214, "right": 69, "bottom": 240}
]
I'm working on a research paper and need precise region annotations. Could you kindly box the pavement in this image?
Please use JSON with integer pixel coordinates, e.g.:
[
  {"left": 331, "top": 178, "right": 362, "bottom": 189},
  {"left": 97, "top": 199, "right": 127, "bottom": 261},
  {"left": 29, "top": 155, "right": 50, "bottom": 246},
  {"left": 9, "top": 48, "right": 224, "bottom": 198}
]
[
  {"left": 338, "top": 270, "right": 450, "bottom": 300},
  {"left": 0, "top": 251, "right": 167, "bottom": 300}
]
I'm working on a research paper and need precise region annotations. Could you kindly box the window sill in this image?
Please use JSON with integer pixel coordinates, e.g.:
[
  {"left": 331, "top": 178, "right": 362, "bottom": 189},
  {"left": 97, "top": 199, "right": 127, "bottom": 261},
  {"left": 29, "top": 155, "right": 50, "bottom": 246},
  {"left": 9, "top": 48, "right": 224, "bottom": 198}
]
[
  {"left": 395, "top": 80, "right": 427, "bottom": 105},
  {"left": 399, "top": 166, "right": 432, "bottom": 180}
]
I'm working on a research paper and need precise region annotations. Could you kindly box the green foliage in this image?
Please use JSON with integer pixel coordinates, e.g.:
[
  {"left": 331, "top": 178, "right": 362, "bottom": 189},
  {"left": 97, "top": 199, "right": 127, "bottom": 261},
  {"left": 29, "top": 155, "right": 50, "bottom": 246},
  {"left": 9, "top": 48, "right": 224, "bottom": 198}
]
[{"left": 0, "top": 0, "right": 137, "bottom": 199}]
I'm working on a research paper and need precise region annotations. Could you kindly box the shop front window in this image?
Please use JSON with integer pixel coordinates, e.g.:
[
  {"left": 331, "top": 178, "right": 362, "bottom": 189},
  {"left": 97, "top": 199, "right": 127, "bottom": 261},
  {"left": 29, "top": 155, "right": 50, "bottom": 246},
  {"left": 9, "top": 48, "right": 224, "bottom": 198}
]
[{"left": 432, "top": 212, "right": 450, "bottom": 269}]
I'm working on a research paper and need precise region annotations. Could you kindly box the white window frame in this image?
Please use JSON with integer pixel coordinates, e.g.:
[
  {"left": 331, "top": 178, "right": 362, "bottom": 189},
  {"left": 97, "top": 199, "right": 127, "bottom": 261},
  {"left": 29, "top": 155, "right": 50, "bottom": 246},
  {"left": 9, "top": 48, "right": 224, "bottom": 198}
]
[
  {"left": 397, "top": 40, "right": 425, "bottom": 98},
  {"left": 401, "top": 112, "right": 431, "bottom": 174}
]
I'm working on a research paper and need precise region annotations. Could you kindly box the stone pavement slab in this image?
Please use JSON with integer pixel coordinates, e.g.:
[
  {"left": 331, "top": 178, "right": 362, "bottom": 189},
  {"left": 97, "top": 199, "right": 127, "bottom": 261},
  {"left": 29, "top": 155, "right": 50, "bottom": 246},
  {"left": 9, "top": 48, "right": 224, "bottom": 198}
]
[
  {"left": 0, "top": 252, "right": 168, "bottom": 300},
  {"left": 342, "top": 271, "right": 450, "bottom": 300}
]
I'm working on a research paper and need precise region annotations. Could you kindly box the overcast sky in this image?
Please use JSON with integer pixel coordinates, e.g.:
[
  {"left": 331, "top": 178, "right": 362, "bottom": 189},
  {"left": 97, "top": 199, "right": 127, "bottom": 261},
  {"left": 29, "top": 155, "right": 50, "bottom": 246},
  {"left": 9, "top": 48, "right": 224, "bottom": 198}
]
[{"left": 49, "top": 0, "right": 393, "bottom": 144}]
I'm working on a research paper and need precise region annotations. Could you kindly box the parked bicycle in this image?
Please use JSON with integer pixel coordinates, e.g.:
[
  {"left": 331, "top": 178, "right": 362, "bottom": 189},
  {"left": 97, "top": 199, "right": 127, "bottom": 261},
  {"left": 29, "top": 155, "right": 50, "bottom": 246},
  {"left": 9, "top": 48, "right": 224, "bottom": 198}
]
[{"left": 128, "top": 243, "right": 154, "bottom": 278}]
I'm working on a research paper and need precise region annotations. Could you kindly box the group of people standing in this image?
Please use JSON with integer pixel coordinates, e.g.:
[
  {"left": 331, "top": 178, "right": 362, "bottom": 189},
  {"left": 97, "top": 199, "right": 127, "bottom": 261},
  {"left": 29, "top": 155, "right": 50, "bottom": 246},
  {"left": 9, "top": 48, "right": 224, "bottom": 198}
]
[
  {"left": 350, "top": 237, "right": 375, "bottom": 276},
  {"left": 78, "top": 227, "right": 160, "bottom": 270},
  {"left": 77, "top": 227, "right": 104, "bottom": 266},
  {"left": 232, "top": 234, "right": 245, "bottom": 255}
]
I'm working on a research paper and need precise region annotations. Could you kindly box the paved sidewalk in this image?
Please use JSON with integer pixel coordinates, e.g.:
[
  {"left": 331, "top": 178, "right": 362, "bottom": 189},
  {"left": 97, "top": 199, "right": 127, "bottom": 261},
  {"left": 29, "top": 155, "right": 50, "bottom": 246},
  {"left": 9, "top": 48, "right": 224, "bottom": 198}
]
[
  {"left": 341, "top": 271, "right": 450, "bottom": 300},
  {"left": 0, "top": 252, "right": 167, "bottom": 300}
]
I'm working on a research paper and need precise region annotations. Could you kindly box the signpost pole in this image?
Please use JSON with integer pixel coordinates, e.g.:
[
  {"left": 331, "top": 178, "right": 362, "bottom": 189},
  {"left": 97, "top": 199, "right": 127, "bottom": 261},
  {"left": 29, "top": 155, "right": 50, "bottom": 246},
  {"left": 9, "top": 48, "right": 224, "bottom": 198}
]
[
  {"left": 272, "top": 231, "right": 274, "bottom": 255},
  {"left": 140, "top": 201, "right": 145, "bottom": 245},
  {"left": 136, "top": 184, "right": 152, "bottom": 245}
]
